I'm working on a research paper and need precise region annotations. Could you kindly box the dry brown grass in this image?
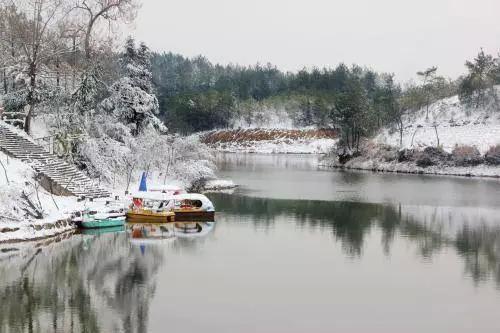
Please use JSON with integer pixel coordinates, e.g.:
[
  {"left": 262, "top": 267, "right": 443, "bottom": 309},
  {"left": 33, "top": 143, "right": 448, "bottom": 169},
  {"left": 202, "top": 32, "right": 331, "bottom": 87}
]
[
  {"left": 201, "top": 128, "right": 338, "bottom": 144},
  {"left": 451, "top": 145, "right": 482, "bottom": 166}
]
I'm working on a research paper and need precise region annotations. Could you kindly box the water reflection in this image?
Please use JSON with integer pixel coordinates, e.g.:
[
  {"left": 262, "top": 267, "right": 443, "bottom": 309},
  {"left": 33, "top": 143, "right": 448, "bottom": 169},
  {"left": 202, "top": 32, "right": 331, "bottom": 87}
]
[
  {"left": 1, "top": 191, "right": 499, "bottom": 332},
  {"left": 0, "top": 231, "right": 163, "bottom": 333},
  {"left": 211, "top": 193, "right": 500, "bottom": 287}
]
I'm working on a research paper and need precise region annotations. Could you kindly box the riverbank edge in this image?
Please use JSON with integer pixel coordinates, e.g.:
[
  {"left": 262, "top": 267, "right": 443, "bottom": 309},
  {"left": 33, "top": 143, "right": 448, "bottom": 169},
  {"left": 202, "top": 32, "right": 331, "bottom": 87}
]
[
  {"left": 212, "top": 149, "right": 328, "bottom": 155},
  {"left": 0, "top": 218, "right": 76, "bottom": 244},
  {"left": 320, "top": 158, "right": 500, "bottom": 179}
]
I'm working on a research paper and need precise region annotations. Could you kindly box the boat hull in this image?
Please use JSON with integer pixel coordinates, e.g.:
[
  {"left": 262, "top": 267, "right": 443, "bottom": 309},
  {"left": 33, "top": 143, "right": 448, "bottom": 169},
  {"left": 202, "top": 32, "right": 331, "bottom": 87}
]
[
  {"left": 174, "top": 211, "right": 215, "bottom": 222},
  {"left": 126, "top": 210, "right": 175, "bottom": 223}
]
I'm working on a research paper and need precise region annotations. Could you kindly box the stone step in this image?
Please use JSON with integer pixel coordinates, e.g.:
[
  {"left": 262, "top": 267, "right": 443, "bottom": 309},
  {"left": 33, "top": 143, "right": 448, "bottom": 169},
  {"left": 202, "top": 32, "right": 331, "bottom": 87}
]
[{"left": 0, "top": 123, "right": 111, "bottom": 199}]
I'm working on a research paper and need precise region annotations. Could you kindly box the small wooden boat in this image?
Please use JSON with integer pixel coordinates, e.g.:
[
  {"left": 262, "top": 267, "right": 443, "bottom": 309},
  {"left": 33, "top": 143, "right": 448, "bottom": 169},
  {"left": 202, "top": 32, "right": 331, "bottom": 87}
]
[
  {"left": 80, "top": 216, "right": 126, "bottom": 229},
  {"left": 127, "top": 192, "right": 215, "bottom": 223},
  {"left": 72, "top": 203, "right": 127, "bottom": 223},
  {"left": 127, "top": 191, "right": 176, "bottom": 223},
  {"left": 172, "top": 193, "right": 215, "bottom": 222}
]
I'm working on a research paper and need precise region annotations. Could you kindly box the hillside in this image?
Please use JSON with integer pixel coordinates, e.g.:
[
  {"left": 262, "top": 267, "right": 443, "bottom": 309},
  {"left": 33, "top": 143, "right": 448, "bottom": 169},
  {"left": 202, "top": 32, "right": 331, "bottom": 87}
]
[
  {"left": 324, "top": 92, "right": 500, "bottom": 178},
  {"left": 376, "top": 94, "right": 500, "bottom": 154},
  {"left": 0, "top": 151, "right": 77, "bottom": 242}
]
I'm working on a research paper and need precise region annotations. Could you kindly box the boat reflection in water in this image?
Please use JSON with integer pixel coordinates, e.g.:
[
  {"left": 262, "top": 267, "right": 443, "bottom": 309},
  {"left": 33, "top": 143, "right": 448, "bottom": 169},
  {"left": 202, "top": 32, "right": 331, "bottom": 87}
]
[
  {"left": 126, "top": 221, "right": 215, "bottom": 243},
  {"left": 174, "top": 221, "right": 215, "bottom": 238},
  {"left": 80, "top": 225, "right": 126, "bottom": 236},
  {"left": 127, "top": 223, "right": 175, "bottom": 244}
]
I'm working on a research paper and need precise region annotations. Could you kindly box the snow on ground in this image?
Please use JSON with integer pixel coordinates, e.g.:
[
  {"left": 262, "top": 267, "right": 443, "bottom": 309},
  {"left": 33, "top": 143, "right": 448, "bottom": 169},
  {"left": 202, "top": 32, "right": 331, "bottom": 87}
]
[
  {"left": 211, "top": 137, "right": 337, "bottom": 154},
  {"left": 376, "top": 95, "right": 500, "bottom": 154},
  {"left": 325, "top": 93, "right": 500, "bottom": 178},
  {"left": 0, "top": 151, "right": 121, "bottom": 242},
  {"left": 204, "top": 179, "right": 237, "bottom": 191},
  {"left": 323, "top": 157, "right": 500, "bottom": 178},
  {"left": 0, "top": 152, "right": 75, "bottom": 242},
  {"left": 31, "top": 115, "right": 51, "bottom": 138}
]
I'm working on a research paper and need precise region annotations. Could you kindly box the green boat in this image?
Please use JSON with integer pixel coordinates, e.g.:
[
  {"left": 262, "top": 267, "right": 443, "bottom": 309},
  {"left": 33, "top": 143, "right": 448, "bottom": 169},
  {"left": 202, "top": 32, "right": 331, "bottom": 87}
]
[{"left": 80, "top": 216, "right": 126, "bottom": 229}]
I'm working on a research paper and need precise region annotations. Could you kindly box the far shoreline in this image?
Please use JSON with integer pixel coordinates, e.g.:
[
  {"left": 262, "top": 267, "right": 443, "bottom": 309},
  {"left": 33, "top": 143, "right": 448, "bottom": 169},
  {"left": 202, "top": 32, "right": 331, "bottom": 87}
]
[{"left": 319, "top": 160, "right": 500, "bottom": 180}]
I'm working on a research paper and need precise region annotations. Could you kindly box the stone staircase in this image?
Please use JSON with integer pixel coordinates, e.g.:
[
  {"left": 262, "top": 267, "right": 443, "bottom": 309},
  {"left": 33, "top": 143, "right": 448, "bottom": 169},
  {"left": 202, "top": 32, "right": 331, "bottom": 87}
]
[{"left": 0, "top": 123, "right": 111, "bottom": 199}]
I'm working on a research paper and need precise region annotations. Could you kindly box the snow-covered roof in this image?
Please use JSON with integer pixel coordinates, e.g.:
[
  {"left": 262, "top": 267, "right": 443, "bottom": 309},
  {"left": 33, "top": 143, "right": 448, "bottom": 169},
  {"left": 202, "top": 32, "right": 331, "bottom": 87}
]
[
  {"left": 148, "top": 184, "right": 184, "bottom": 192},
  {"left": 130, "top": 191, "right": 170, "bottom": 201},
  {"left": 130, "top": 192, "right": 214, "bottom": 210},
  {"left": 171, "top": 193, "right": 212, "bottom": 203},
  {"left": 131, "top": 192, "right": 210, "bottom": 203}
]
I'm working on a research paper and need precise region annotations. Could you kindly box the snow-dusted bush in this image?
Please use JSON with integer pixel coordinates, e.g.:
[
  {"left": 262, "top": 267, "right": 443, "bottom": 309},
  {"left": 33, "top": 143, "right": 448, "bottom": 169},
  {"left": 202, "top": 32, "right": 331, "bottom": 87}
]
[
  {"left": 76, "top": 126, "right": 215, "bottom": 191},
  {"left": 451, "top": 145, "right": 483, "bottom": 166},
  {"left": 416, "top": 147, "right": 450, "bottom": 168}
]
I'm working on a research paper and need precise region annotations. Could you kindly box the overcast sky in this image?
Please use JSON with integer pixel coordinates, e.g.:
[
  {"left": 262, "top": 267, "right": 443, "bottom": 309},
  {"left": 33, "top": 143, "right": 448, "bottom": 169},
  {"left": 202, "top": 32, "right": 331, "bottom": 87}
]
[{"left": 132, "top": 0, "right": 500, "bottom": 81}]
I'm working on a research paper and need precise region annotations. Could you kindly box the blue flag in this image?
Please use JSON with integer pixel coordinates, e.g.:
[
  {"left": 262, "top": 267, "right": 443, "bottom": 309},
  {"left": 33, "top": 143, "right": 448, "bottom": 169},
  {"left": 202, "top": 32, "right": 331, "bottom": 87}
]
[{"left": 139, "top": 172, "right": 148, "bottom": 192}]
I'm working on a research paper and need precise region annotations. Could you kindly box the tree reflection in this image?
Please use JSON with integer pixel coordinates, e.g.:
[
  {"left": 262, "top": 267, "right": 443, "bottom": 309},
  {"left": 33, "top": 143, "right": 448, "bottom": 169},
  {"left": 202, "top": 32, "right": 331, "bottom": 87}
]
[
  {"left": 0, "top": 232, "right": 164, "bottom": 333},
  {"left": 212, "top": 192, "right": 500, "bottom": 287}
]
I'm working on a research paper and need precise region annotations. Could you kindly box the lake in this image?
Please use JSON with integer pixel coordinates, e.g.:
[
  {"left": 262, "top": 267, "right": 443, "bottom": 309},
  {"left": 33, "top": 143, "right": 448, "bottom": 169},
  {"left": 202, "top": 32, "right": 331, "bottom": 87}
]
[{"left": 1, "top": 153, "right": 500, "bottom": 333}]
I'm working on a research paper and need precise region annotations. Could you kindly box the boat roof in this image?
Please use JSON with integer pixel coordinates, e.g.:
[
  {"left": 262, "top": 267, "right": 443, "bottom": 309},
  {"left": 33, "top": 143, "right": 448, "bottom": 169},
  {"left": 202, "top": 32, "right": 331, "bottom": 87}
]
[
  {"left": 148, "top": 184, "right": 184, "bottom": 192},
  {"left": 171, "top": 193, "right": 211, "bottom": 202},
  {"left": 131, "top": 191, "right": 212, "bottom": 204},
  {"left": 131, "top": 191, "right": 170, "bottom": 201}
]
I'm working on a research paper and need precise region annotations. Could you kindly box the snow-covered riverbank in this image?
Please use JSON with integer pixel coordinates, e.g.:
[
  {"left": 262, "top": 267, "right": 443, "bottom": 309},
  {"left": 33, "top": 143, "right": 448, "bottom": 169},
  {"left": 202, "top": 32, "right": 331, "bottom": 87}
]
[
  {"left": 0, "top": 147, "right": 234, "bottom": 243},
  {"left": 323, "top": 92, "right": 500, "bottom": 178},
  {"left": 321, "top": 157, "right": 500, "bottom": 178},
  {"left": 0, "top": 151, "right": 79, "bottom": 242}
]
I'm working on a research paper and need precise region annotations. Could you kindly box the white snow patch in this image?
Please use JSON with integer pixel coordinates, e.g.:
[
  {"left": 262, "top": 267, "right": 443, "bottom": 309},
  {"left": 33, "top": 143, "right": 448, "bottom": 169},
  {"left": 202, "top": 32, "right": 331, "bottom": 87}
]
[
  {"left": 204, "top": 179, "right": 237, "bottom": 191},
  {"left": 376, "top": 94, "right": 500, "bottom": 154}
]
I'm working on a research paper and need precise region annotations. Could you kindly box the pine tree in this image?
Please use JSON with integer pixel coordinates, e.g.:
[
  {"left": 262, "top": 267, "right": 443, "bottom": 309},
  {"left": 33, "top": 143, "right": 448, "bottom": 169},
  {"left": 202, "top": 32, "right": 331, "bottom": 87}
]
[
  {"left": 459, "top": 49, "right": 498, "bottom": 108},
  {"left": 417, "top": 66, "right": 438, "bottom": 120},
  {"left": 73, "top": 64, "right": 103, "bottom": 115},
  {"left": 101, "top": 38, "right": 161, "bottom": 136}
]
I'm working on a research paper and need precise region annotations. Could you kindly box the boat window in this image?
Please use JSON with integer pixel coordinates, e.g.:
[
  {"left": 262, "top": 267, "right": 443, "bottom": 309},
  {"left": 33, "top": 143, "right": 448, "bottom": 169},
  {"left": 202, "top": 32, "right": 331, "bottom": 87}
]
[{"left": 192, "top": 200, "right": 203, "bottom": 208}]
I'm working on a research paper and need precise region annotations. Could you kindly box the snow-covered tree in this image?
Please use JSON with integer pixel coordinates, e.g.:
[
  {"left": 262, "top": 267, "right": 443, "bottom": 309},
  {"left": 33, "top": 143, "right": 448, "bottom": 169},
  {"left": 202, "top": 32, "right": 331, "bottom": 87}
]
[
  {"left": 459, "top": 49, "right": 499, "bottom": 109},
  {"left": 101, "top": 37, "right": 163, "bottom": 135},
  {"left": 72, "top": 0, "right": 139, "bottom": 61}
]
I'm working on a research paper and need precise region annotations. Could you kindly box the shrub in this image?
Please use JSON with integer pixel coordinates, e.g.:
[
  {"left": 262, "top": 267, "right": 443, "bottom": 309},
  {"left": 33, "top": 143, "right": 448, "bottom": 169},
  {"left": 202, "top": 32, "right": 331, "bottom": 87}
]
[
  {"left": 416, "top": 156, "right": 434, "bottom": 167},
  {"left": 451, "top": 145, "right": 483, "bottom": 166},
  {"left": 485, "top": 144, "right": 500, "bottom": 165},
  {"left": 415, "top": 147, "right": 450, "bottom": 168},
  {"left": 398, "top": 148, "right": 415, "bottom": 162}
]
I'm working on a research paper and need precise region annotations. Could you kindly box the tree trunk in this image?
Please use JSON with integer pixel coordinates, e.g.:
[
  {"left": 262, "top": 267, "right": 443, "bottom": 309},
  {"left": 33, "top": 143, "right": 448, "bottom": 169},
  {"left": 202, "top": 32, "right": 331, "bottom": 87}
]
[
  {"left": 345, "top": 128, "right": 350, "bottom": 150},
  {"left": 425, "top": 96, "right": 430, "bottom": 120},
  {"left": 24, "top": 104, "right": 35, "bottom": 134},
  {"left": 56, "top": 57, "right": 60, "bottom": 87},
  {"left": 399, "top": 118, "right": 403, "bottom": 147},
  {"left": 433, "top": 125, "right": 440, "bottom": 147},
  {"left": 2, "top": 69, "right": 7, "bottom": 94},
  {"left": 24, "top": 62, "right": 37, "bottom": 134}
]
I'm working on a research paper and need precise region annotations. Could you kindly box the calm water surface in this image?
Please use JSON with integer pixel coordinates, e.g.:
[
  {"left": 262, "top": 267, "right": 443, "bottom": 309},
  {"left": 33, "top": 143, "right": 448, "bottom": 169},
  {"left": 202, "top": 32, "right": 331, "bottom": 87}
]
[{"left": 1, "top": 153, "right": 500, "bottom": 333}]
